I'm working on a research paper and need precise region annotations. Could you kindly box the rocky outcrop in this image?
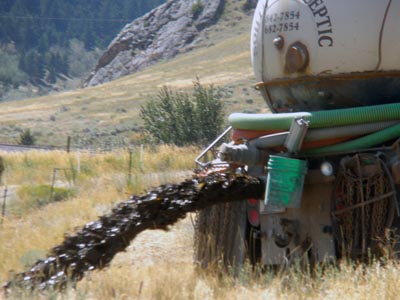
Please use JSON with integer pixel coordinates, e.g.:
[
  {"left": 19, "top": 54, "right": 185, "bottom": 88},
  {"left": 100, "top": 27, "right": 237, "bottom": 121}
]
[{"left": 84, "top": 0, "right": 224, "bottom": 87}]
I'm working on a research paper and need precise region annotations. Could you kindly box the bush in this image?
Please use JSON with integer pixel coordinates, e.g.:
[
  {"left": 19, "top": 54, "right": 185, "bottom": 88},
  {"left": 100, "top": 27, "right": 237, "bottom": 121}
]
[
  {"left": 17, "top": 129, "right": 36, "bottom": 146},
  {"left": 0, "top": 50, "right": 28, "bottom": 87},
  {"left": 140, "top": 79, "right": 225, "bottom": 146},
  {"left": 11, "top": 184, "right": 76, "bottom": 215},
  {"left": 191, "top": 0, "right": 204, "bottom": 19},
  {"left": 242, "top": 0, "right": 257, "bottom": 11}
]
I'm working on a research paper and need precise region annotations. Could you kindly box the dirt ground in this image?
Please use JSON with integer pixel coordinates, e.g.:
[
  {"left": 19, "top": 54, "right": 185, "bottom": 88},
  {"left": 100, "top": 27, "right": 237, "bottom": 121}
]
[{"left": 113, "top": 215, "right": 196, "bottom": 267}]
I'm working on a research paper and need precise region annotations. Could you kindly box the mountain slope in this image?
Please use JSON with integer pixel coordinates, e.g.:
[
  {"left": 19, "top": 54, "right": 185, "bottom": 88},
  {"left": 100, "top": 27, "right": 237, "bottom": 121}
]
[
  {"left": 0, "top": 0, "right": 266, "bottom": 148},
  {"left": 84, "top": 0, "right": 224, "bottom": 87},
  {"left": 0, "top": 0, "right": 166, "bottom": 100}
]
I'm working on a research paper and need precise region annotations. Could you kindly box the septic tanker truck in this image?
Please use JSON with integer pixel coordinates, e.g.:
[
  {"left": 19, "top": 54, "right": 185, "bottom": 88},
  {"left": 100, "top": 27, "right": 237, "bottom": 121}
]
[{"left": 194, "top": 0, "right": 400, "bottom": 269}]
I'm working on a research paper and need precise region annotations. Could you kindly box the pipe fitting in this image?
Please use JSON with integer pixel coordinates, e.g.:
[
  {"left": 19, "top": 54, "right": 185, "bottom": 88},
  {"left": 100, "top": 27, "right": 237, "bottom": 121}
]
[
  {"left": 219, "top": 143, "right": 269, "bottom": 166},
  {"left": 285, "top": 42, "right": 309, "bottom": 73}
]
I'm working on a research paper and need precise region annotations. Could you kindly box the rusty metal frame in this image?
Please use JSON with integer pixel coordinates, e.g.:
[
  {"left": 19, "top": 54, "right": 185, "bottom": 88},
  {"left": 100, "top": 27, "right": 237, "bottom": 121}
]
[{"left": 255, "top": 71, "right": 400, "bottom": 89}]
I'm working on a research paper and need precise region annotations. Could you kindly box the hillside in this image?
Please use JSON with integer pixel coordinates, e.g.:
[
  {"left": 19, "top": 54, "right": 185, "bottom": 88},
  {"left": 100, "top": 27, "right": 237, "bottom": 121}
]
[
  {"left": 84, "top": 0, "right": 225, "bottom": 87},
  {"left": 0, "top": 0, "right": 267, "bottom": 149},
  {"left": 0, "top": 0, "right": 166, "bottom": 101}
]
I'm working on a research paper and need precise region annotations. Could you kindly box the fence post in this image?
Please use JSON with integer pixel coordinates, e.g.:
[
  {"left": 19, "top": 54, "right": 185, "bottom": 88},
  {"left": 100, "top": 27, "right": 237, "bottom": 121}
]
[
  {"left": 1, "top": 186, "right": 7, "bottom": 225},
  {"left": 66, "top": 136, "right": 71, "bottom": 153},
  {"left": 128, "top": 147, "right": 133, "bottom": 184},
  {"left": 77, "top": 150, "right": 81, "bottom": 174},
  {"left": 140, "top": 144, "right": 144, "bottom": 171},
  {"left": 49, "top": 169, "right": 57, "bottom": 202}
]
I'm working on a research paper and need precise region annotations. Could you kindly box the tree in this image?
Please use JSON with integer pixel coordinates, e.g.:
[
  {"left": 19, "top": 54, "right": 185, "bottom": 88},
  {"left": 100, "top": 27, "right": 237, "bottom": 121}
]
[
  {"left": 140, "top": 79, "right": 225, "bottom": 146},
  {"left": 18, "top": 129, "right": 36, "bottom": 146},
  {"left": 192, "top": 79, "right": 224, "bottom": 143},
  {"left": 0, "top": 0, "right": 167, "bottom": 87},
  {"left": 20, "top": 49, "right": 45, "bottom": 81}
]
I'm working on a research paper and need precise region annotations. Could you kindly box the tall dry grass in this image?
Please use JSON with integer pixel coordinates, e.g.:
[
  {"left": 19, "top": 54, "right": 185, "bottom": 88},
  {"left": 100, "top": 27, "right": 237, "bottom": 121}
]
[
  {"left": 1, "top": 145, "right": 198, "bottom": 185},
  {"left": 0, "top": 146, "right": 197, "bottom": 287},
  {"left": 1, "top": 147, "right": 400, "bottom": 299}
]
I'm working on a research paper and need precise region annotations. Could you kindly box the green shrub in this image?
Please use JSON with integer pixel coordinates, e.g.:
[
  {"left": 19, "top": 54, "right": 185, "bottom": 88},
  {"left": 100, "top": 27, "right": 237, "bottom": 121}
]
[
  {"left": 11, "top": 185, "right": 76, "bottom": 215},
  {"left": 17, "top": 129, "right": 36, "bottom": 146},
  {"left": 0, "top": 50, "right": 28, "bottom": 87},
  {"left": 191, "top": 0, "right": 204, "bottom": 19},
  {"left": 242, "top": 0, "right": 257, "bottom": 11},
  {"left": 140, "top": 79, "right": 225, "bottom": 146}
]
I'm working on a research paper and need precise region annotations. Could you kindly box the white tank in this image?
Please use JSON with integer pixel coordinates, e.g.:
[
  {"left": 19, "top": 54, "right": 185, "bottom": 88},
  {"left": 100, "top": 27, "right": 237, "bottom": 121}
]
[{"left": 251, "top": 0, "right": 400, "bottom": 112}]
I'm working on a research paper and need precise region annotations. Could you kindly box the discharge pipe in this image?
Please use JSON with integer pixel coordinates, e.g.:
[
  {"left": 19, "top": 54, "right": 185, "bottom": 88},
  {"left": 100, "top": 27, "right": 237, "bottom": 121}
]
[{"left": 219, "top": 121, "right": 400, "bottom": 166}]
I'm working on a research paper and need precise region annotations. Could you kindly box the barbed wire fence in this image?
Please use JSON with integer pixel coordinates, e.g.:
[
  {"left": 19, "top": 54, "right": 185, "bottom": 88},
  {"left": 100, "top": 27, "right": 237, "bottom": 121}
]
[
  {"left": 69, "top": 134, "right": 132, "bottom": 153},
  {"left": 0, "top": 134, "right": 141, "bottom": 154}
]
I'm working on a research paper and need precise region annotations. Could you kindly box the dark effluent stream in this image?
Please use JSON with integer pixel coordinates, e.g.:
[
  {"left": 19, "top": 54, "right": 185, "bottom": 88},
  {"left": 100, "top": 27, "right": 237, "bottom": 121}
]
[{"left": 4, "top": 173, "right": 264, "bottom": 292}]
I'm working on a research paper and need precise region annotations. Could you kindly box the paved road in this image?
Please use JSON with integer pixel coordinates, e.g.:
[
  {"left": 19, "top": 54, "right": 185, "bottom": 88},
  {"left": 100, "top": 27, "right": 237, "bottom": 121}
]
[{"left": 0, "top": 144, "right": 59, "bottom": 152}]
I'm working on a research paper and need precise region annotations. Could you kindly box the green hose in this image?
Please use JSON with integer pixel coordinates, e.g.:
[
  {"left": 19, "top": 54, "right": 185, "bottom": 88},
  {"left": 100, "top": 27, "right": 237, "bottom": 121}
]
[
  {"left": 301, "top": 123, "right": 400, "bottom": 155},
  {"left": 229, "top": 103, "right": 400, "bottom": 130}
]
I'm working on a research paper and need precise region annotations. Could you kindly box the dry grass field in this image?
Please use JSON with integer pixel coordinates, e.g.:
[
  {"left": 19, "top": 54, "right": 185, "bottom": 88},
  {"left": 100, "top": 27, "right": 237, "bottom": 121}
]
[
  {"left": 0, "top": 149, "right": 400, "bottom": 300},
  {"left": 1, "top": 1, "right": 400, "bottom": 299}
]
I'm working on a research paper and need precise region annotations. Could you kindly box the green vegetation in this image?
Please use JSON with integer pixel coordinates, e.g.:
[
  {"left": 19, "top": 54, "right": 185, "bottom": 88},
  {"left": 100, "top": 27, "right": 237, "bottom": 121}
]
[
  {"left": 242, "top": 0, "right": 257, "bottom": 11},
  {"left": 191, "top": 0, "right": 204, "bottom": 19},
  {"left": 0, "top": 0, "right": 166, "bottom": 88},
  {"left": 140, "top": 79, "right": 225, "bottom": 146},
  {"left": 0, "top": 49, "right": 28, "bottom": 87},
  {"left": 0, "top": 0, "right": 266, "bottom": 148},
  {"left": 11, "top": 184, "right": 76, "bottom": 216},
  {"left": 17, "top": 128, "right": 35, "bottom": 145}
]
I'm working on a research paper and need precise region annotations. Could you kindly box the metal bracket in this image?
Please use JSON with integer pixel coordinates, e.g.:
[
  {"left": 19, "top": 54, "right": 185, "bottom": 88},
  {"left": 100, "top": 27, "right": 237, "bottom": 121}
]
[
  {"left": 284, "top": 117, "right": 309, "bottom": 153},
  {"left": 195, "top": 126, "right": 232, "bottom": 169}
]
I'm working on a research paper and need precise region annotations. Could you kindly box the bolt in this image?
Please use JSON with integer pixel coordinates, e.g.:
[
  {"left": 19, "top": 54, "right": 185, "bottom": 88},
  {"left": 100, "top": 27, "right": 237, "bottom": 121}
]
[
  {"left": 273, "top": 36, "right": 284, "bottom": 50},
  {"left": 317, "top": 90, "right": 333, "bottom": 99},
  {"left": 285, "top": 42, "right": 309, "bottom": 73}
]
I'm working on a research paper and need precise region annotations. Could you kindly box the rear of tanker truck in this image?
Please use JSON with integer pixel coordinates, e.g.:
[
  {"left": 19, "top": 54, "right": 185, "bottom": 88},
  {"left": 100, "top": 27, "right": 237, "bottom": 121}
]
[{"left": 195, "top": 0, "right": 400, "bottom": 268}]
